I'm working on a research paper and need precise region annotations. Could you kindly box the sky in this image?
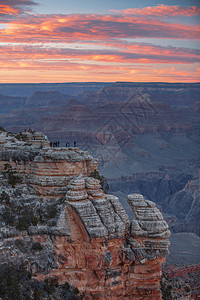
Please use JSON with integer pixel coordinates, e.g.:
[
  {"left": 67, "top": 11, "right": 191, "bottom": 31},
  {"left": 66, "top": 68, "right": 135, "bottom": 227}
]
[{"left": 0, "top": 0, "right": 199, "bottom": 83}]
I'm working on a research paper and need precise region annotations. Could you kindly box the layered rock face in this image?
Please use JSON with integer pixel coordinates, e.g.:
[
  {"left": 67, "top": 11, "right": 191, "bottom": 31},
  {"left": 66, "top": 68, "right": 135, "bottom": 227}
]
[
  {"left": 0, "top": 131, "right": 170, "bottom": 299},
  {"left": 162, "top": 179, "right": 200, "bottom": 235},
  {"left": 0, "top": 131, "right": 97, "bottom": 199}
]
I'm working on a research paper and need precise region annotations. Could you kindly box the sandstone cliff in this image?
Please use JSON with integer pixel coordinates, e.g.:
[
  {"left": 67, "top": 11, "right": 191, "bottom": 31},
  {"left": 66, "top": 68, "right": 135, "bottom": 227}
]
[{"left": 0, "top": 131, "right": 170, "bottom": 299}]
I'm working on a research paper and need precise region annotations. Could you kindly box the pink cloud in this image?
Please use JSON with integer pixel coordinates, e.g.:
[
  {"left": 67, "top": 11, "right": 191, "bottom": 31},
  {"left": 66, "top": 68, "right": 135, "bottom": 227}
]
[
  {"left": 0, "top": 13, "right": 199, "bottom": 43},
  {"left": 0, "top": 43, "right": 199, "bottom": 66},
  {"left": 111, "top": 5, "right": 200, "bottom": 17},
  {"left": 0, "top": 4, "right": 19, "bottom": 15},
  {"left": 0, "top": 3, "right": 199, "bottom": 83}
]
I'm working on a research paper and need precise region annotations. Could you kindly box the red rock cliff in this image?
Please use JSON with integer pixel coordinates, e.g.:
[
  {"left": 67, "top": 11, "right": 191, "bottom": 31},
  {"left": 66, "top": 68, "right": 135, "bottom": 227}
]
[{"left": 0, "top": 131, "right": 170, "bottom": 299}]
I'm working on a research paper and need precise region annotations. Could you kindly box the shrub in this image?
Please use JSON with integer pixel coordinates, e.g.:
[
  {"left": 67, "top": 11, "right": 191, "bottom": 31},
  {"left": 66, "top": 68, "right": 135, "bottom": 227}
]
[
  {"left": 4, "top": 163, "right": 11, "bottom": 171},
  {"left": 0, "top": 191, "right": 10, "bottom": 205},
  {"left": 15, "top": 239, "right": 25, "bottom": 253},
  {"left": 37, "top": 203, "right": 59, "bottom": 224},
  {"left": 63, "top": 282, "right": 70, "bottom": 291},
  {"left": 49, "top": 220, "right": 57, "bottom": 227},
  {"left": 39, "top": 215, "right": 45, "bottom": 224},
  {"left": 47, "top": 204, "right": 58, "bottom": 219},
  {"left": 33, "top": 289, "right": 44, "bottom": 300},
  {"left": 15, "top": 133, "right": 21, "bottom": 140},
  {"left": 0, "top": 125, "right": 5, "bottom": 132},
  {"left": 32, "top": 242, "right": 43, "bottom": 251},
  {"left": 0, "top": 264, "right": 78, "bottom": 300},
  {"left": 22, "top": 134, "right": 28, "bottom": 141},
  {"left": 15, "top": 207, "right": 37, "bottom": 230},
  {"left": 31, "top": 215, "right": 38, "bottom": 226},
  {"left": 74, "top": 287, "right": 80, "bottom": 295},
  {"left": 8, "top": 172, "right": 21, "bottom": 188},
  {"left": 44, "top": 278, "right": 58, "bottom": 294},
  {"left": 4, "top": 163, "right": 21, "bottom": 188},
  {"left": 4, "top": 207, "right": 15, "bottom": 226},
  {"left": 15, "top": 133, "right": 28, "bottom": 141},
  {"left": 16, "top": 216, "right": 30, "bottom": 231},
  {"left": 185, "top": 285, "right": 191, "bottom": 292},
  {"left": 89, "top": 170, "right": 109, "bottom": 193},
  {"left": 0, "top": 263, "right": 21, "bottom": 300},
  {"left": 0, "top": 263, "right": 30, "bottom": 300}
]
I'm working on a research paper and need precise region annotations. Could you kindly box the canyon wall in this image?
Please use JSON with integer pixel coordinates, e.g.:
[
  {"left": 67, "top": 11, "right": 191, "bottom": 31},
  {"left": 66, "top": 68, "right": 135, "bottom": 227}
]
[{"left": 0, "top": 131, "right": 170, "bottom": 299}]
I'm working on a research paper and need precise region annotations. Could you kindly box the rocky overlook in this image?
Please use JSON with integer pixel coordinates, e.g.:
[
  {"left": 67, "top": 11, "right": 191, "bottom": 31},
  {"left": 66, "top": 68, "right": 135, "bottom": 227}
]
[{"left": 0, "top": 130, "right": 170, "bottom": 299}]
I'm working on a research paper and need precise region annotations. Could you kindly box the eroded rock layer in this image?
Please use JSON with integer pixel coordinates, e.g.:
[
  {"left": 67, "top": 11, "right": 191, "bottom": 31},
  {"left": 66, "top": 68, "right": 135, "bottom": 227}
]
[{"left": 0, "top": 131, "right": 170, "bottom": 299}]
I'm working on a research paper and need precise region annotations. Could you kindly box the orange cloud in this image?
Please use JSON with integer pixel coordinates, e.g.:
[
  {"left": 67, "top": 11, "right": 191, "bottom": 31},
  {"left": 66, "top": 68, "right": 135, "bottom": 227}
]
[
  {"left": 0, "top": 4, "right": 19, "bottom": 15},
  {"left": 111, "top": 5, "right": 200, "bottom": 17},
  {"left": 0, "top": 13, "right": 199, "bottom": 44},
  {"left": 0, "top": 4, "right": 199, "bottom": 83},
  {"left": 0, "top": 43, "right": 199, "bottom": 65}
]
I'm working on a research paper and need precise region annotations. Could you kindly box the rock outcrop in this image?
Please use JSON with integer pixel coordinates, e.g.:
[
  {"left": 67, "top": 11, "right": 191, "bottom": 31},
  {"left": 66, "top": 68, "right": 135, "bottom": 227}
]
[{"left": 0, "top": 131, "right": 170, "bottom": 299}]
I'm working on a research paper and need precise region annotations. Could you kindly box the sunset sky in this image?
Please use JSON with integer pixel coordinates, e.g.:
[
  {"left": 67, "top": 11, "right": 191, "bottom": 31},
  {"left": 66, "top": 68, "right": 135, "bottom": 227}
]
[{"left": 0, "top": 0, "right": 199, "bottom": 83}]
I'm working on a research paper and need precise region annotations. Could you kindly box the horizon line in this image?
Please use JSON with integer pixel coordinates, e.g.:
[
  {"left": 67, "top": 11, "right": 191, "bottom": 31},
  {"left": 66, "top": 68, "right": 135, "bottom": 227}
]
[{"left": 0, "top": 81, "right": 199, "bottom": 84}]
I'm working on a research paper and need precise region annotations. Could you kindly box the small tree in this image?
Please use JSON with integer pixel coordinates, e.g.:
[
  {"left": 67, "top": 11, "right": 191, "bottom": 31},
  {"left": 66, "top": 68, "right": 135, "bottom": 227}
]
[
  {"left": 32, "top": 242, "right": 43, "bottom": 251},
  {"left": 4, "top": 163, "right": 21, "bottom": 188},
  {"left": 89, "top": 170, "right": 109, "bottom": 193},
  {"left": 0, "top": 125, "right": 5, "bottom": 132}
]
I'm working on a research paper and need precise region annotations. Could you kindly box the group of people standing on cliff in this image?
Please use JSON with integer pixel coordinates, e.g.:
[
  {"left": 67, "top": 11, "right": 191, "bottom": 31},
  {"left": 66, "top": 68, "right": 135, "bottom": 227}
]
[
  {"left": 50, "top": 141, "right": 77, "bottom": 148},
  {"left": 66, "top": 141, "right": 77, "bottom": 147},
  {"left": 50, "top": 141, "right": 59, "bottom": 147}
]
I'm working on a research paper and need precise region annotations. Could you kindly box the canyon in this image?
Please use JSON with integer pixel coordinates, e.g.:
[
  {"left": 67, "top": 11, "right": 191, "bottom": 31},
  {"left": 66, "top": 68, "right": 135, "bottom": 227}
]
[{"left": 0, "top": 82, "right": 199, "bottom": 298}]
